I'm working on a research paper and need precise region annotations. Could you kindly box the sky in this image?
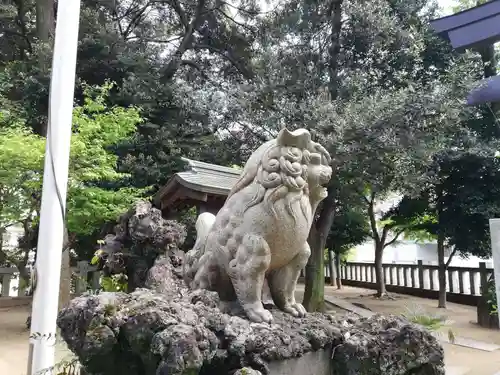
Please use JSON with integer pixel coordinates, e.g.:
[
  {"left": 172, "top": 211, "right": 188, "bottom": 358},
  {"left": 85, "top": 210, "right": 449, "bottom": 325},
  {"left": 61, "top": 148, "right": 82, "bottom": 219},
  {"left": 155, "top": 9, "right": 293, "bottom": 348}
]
[{"left": 439, "top": 0, "right": 460, "bottom": 16}]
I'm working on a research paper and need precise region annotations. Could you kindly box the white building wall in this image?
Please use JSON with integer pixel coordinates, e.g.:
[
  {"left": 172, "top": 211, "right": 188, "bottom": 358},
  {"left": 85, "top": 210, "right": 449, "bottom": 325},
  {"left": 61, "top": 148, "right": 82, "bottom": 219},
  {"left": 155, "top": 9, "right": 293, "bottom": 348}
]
[{"left": 351, "top": 240, "right": 493, "bottom": 268}]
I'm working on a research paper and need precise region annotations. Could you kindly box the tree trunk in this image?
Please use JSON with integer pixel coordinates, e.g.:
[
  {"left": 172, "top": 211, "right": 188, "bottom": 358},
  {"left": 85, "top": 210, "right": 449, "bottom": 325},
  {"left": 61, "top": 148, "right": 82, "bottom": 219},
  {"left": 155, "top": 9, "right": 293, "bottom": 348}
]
[
  {"left": 303, "top": 226, "right": 325, "bottom": 312},
  {"left": 35, "top": 0, "right": 55, "bottom": 136},
  {"left": 374, "top": 244, "right": 386, "bottom": 297},
  {"left": 303, "top": 196, "right": 336, "bottom": 312},
  {"left": 367, "top": 193, "right": 387, "bottom": 297},
  {"left": 436, "top": 184, "right": 447, "bottom": 308},
  {"left": 437, "top": 229, "right": 447, "bottom": 308},
  {"left": 36, "top": 0, "right": 55, "bottom": 42},
  {"left": 327, "top": 0, "right": 343, "bottom": 100},
  {"left": 478, "top": 43, "right": 497, "bottom": 79},
  {"left": 303, "top": 0, "right": 342, "bottom": 311},
  {"left": 327, "top": 249, "right": 335, "bottom": 287},
  {"left": 335, "top": 251, "right": 342, "bottom": 289}
]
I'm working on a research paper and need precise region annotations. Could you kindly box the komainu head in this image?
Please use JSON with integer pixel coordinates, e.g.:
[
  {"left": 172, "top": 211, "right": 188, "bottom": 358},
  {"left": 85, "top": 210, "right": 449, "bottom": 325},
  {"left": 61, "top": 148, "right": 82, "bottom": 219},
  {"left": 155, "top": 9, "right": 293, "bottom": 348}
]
[{"left": 234, "top": 128, "right": 332, "bottom": 219}]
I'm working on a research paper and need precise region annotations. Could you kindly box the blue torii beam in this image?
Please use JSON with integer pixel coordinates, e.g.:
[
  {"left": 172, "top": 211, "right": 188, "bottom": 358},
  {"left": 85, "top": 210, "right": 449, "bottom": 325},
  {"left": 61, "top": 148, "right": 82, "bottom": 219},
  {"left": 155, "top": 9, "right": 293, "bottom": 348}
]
[
  {"left": 467, "top": 75, "right": 500, "bottom": 105},
  {"left": 430, "top": 0, "right": 500, "bottom": 51}
]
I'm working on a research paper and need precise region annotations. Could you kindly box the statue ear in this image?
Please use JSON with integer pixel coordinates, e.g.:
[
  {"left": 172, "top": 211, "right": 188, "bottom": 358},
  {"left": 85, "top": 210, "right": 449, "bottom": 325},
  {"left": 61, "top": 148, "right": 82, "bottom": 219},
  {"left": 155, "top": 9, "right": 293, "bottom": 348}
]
[{"left": 276, "top": 128, "right": 311, "bottom": 149}]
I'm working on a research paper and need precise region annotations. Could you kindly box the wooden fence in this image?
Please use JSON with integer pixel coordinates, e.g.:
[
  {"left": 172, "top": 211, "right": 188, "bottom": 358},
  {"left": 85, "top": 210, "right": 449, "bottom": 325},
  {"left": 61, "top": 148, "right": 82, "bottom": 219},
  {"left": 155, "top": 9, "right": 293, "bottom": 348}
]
[
  {"left": 3, "top": 260, "right": 494, "bottom": 307},
  {"left": 334, "top": 261, "right": 493, "bottom": 306}
]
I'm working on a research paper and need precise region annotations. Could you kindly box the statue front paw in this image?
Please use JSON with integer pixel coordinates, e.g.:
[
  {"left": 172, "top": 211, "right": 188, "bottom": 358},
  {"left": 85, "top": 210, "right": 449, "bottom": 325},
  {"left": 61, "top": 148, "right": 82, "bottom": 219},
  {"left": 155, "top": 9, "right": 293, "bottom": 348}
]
[
  {"left": 243, "top": 302, "right": 273, "bottom": 323},
  {"left": 219, "top": 300, "right": 244, "bottom": 315},
  {"left": 282, "top": 303, "right": 307, "bottom": 318}
]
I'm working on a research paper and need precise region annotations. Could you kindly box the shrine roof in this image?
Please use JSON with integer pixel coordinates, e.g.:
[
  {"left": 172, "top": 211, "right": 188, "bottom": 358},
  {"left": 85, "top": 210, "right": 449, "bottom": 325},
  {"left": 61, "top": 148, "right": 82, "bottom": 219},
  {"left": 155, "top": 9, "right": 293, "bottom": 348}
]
[
  {"left": 174, "top": 158, "right": 241, "bottom": 195},
  {"left": 153, "top": 158, "right": 242, "bottom": 208}
]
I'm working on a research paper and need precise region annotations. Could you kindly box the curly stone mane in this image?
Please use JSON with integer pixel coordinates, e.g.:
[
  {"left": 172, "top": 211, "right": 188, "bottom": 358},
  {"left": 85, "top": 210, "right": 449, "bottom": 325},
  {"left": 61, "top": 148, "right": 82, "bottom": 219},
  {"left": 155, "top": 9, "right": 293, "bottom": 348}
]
[
  {"left": 239, "top": 143, "right": 315, "bottom": 221},
  {"left": 227, "top": 129, "right": 332, "bottom": 222}
]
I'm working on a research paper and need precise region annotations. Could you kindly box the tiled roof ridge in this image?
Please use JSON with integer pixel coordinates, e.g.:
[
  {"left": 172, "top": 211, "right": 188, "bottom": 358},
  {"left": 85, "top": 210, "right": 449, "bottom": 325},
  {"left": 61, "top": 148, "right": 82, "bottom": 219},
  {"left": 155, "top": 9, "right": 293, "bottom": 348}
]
[{"left": 181, "top": 157, "right": 241, "bottom": 176}]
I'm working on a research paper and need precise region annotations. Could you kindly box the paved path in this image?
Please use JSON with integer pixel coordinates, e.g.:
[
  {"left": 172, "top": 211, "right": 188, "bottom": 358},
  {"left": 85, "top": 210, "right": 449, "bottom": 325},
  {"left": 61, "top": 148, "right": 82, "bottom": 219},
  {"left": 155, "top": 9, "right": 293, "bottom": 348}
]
[
  {"left": 303, "top": 284, "right": 500, "bottom": 375},
  {"left": 0, "top": 305, "right": 72, "bottom": 375}
]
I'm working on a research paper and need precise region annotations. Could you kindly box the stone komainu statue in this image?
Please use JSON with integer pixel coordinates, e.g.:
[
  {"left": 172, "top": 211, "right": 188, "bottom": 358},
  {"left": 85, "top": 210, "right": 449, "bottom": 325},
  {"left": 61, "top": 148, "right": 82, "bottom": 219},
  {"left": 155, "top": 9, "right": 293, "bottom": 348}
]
[{"left": 184, "top": 128, "right": 332, "bottom": 323}]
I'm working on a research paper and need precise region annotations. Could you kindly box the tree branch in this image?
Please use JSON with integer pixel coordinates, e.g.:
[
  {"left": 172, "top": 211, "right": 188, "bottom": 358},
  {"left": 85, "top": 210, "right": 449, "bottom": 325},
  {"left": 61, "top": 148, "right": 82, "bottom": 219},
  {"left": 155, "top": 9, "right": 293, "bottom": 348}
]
[
  {"left": 445, "top": 247, "right": 457, "bottom": 268},
  {"left": 380, "top": 225, "right": 390, "bottom": 246},
  {"left": 193, "top": 44, "right": 252, "bottom": 79},
  {"left": 0, "top": 222, "right": 18, "bottom": 232},
  {"left": 220, "top": 1, "right": 272, "bottom": 15},
  {"left": 161, "top": 0, "right": 207, "bottom": 82},
  {"left": 384, "top": 229, "right": 405, "bottom": 248},
  {"left": 126, "top": 35, "right": 184, "bottom": 44},
  {"left": 180, "top": 59, "right": 211, "bottom": 79},
  {"left": 215, "top": 8, "right": 256, "bottom": 33},
  {"left": 122, "top": 3, "right": 152, "bottom": 39},
  {"left": 169, "top": 0, "right": 189, "bottom": 28}
]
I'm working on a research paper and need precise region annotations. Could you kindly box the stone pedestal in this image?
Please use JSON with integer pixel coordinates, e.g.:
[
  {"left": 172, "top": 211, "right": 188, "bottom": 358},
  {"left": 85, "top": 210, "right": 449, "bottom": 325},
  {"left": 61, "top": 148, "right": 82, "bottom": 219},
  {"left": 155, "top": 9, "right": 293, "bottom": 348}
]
[{"left": 57, "top": 255, "right": 445, "bottom": 375}]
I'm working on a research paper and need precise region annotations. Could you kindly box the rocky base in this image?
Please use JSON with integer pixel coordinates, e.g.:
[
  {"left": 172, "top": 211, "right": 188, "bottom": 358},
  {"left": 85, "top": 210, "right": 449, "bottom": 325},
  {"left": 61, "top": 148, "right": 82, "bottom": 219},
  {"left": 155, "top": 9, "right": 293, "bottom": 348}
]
[{"left": 57, "top": 256, "right": 445, "bottom": 375}]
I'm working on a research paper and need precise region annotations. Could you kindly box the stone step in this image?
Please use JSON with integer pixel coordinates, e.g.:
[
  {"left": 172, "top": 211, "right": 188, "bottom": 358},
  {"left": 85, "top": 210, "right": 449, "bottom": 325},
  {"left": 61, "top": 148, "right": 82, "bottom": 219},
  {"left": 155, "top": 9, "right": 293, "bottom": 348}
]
[
  {"left": 445, "top": 366, "right": 470, "bottom": 375},
  {"left": 433, "top": 331, "right": 500, "bottom": 352}
]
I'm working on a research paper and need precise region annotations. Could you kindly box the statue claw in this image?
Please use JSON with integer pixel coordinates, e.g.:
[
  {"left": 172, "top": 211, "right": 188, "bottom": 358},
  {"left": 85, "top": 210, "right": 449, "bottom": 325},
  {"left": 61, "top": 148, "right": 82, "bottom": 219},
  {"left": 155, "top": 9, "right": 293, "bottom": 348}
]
[
  {"left": 293, "top": 303, "right": 307, "bottom": 317},
  {"left": 243, "top": 303, "right": 273, "bottom": 323},
  {"left": 283, "top": 303, "right": 307, "bottom": 317}
]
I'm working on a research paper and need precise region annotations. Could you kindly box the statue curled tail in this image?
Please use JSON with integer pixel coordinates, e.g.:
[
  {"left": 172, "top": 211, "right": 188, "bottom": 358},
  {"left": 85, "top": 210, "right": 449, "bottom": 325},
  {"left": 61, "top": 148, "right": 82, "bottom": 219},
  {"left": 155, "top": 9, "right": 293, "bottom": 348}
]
[{"left": 183, "top": 212, "right": 216, "bottom": 286}]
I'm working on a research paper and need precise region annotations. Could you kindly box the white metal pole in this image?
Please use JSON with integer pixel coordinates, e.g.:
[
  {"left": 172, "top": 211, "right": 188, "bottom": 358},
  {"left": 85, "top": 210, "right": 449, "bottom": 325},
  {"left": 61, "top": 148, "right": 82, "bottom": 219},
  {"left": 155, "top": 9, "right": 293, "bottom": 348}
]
[{"left": 28, "top": 0, "right": 81, "bottom": 373}]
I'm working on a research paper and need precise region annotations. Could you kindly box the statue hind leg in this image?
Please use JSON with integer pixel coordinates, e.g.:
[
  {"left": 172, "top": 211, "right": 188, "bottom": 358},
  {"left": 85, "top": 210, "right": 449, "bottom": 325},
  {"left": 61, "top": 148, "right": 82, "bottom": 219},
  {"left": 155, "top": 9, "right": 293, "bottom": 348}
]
[
  {"left": 267, "top": 242, "right": 310, "bottom": 317},
  {"left": 228, "top": 233, "right": 272, "bottom": 323}
]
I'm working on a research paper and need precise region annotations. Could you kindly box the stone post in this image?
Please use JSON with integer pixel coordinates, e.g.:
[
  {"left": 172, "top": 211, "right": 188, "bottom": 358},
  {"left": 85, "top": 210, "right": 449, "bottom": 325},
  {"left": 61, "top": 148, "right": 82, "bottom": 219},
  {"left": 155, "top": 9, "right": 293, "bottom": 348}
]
[
  {"left": 488, "top": 219, "right": 500, "bottom": 327},
  {"left": 75, "top": 261, "right": 89, "bottom": 295},
  {"left": 91, "top": 268, "right": 101, "bottom": 291},
  {"left": 1, "top": 273, "right": 11, "bottom": 297},
  {"left": 58, "top": 249, "right": 72, "bottom": 311}
]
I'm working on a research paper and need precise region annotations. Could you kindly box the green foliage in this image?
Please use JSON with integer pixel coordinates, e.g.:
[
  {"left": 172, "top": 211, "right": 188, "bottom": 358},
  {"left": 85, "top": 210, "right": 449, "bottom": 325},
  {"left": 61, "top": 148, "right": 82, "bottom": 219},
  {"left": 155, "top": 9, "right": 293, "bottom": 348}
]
[
  {"left": 35, "top": 357, "right": 82, "bottom": 375},
  {"left": 485, "top": 278, "right": 498, "bottom": 316},
  {"left": 403, "top": 310, "right": 446, "bottom": 331},
  {"left": 100, "top": 274, "right": 128, "bottom": 292},
  {"left": 70, "top": 82, "right": 141, "bottom": 182},
  {"left": 90, "top": 246, "right": 104, "bottom": 266},
  {"left": 0, "top": 82, "right": 144, "bottom": 262},
  {"left": 67, "top": 83, "right": 145, "bottom": 238},
  {"left": 0, "top": 127, "right": 44, "bottom": 230},
  {"left": 452, "top": 0, "right": 490, "bottom": 13},
  {"left": 0, "top": 0, "right": 260, "bottom": 193},
  {"left": 177, "top": 207, "right": 199, "bottom": 250},
  {"left": 387, "top": 151, "right": 500, "bottom": 260},
  {"left": 402, "top": 305, "right": 455, "bottom": 343}
]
